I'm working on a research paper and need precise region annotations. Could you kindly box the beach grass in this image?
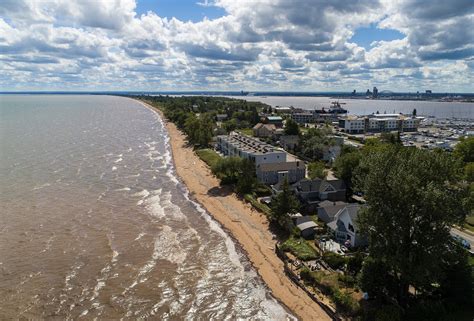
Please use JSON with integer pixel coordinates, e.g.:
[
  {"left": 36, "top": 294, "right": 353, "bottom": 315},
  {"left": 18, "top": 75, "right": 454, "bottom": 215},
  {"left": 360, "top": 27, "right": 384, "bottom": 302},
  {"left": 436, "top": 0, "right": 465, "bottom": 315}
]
[
  {"left": 195, "top": 148, "right": 222, "bottom": 168},
  {"left": 244, "top": 194, "right": 271, "bottom": 216}
]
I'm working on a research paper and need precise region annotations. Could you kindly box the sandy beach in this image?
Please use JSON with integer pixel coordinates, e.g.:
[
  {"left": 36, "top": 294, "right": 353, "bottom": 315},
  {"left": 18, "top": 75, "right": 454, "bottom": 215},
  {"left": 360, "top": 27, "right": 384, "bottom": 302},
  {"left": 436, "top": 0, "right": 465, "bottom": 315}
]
[{"left": 139, "top": 100, "right": 332, "bottom": 321}]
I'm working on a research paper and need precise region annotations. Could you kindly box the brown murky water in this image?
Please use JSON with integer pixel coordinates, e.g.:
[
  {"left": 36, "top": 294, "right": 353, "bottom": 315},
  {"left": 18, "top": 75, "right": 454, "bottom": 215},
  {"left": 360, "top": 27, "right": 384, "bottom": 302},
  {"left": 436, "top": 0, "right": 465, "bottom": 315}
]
[{"left": 0, "top": 95, "right": 292, "bottom": 320}]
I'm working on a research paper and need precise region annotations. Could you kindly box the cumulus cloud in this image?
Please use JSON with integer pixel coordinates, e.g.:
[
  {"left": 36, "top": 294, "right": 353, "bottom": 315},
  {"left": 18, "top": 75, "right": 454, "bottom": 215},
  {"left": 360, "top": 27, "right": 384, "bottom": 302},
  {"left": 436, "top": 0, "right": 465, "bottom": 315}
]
[{"left": 0, "top": 0, "right": 472, "bottom": 91}]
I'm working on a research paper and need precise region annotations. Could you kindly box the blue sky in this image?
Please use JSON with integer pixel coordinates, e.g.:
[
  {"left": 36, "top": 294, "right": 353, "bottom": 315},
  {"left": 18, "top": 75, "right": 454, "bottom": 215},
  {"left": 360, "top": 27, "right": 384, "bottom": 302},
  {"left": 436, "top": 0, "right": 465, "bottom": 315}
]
[
  {"left": 135, "top": 0, "right": 226, "bottom": 22},
  {"left": 350, "top": 25, "right": 405, "bottom": 50},
  {"left": 0, "top": 0, "right": 472, "bottom": 92}
]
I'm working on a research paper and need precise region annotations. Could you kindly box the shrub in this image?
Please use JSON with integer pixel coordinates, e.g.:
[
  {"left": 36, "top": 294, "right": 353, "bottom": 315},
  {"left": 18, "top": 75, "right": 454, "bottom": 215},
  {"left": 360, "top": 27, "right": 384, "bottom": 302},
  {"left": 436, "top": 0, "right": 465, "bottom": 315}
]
[
  {"left": 332, "top": 289, "right": 360, "bottom": 316},
  {"left": 323, "top": 252, "right": 348, "bottom": 270}
]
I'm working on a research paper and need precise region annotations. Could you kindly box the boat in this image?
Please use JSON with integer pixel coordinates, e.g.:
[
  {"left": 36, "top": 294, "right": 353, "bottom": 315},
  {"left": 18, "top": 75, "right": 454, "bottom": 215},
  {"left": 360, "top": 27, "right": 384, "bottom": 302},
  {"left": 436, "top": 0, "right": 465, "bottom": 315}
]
[{"left": 314, "top": 101, "right": 348, "bottom": 114}]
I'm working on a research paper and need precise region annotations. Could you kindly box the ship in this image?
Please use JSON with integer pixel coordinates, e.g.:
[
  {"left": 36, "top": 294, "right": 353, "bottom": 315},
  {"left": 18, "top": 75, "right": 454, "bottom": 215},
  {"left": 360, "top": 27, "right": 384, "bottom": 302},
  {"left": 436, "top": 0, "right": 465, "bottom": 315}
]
[{"left": 314, "top": 101, "right": 348, "bottom": 114}]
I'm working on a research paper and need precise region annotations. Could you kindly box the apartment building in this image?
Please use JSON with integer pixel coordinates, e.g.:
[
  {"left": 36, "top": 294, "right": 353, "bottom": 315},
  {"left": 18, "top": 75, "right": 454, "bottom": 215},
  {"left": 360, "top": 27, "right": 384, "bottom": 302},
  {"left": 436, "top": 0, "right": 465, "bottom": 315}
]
[
  {"left": 216, "top": 132, "right": 305, "bottom": 184},
  {"left": 338, "top": 114, "right": 421, "bottom": 134},
  {"left": 216, "top": 132, "right": 287, "bottom": 165}
]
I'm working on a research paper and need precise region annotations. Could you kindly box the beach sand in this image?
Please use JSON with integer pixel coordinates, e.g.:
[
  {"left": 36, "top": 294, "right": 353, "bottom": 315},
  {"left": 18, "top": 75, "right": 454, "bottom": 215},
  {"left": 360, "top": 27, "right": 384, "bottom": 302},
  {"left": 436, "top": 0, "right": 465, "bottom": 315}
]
[{"left": 140, "top": 101, "right": 332, "bottom": 321}]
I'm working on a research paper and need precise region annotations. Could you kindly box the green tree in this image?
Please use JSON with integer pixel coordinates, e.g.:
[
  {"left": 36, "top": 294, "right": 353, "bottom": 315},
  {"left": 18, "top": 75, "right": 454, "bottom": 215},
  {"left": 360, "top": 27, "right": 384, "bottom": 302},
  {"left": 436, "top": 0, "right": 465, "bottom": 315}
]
[
  {"left": 184, "top": 113, "right": 214, "bottom": 147},
  {"left": 465, "top": 162, "right": 474, "bottom": 182},
  {"left": 284, "top": 118, "right": 300, "bottom": 136},
  {"left": 271, "top": 179, "right": 300, "bottom": 229},
  {"left": 299, "top": 127, "right": 334, "bottom": 160},
  {"left": 236, "top": 158, "right": 257, "bottom": 194},
  {"left": 453, "top": 136, "right": 474, "bottom": 163},
  {"left": 308, "top": 161, "right": 327, "bottom": 179},
  {"left": 212, "top": 157, "right": 243, "bottom": 184},
  {"left": 355, "top": 146, "right": 467, "bottom": 308},
  {"left": 380, "top": 132, "right": 401, "bottom": 145},
  {"left": 333, "top": 150, "right": 361, "bottom": 189}
]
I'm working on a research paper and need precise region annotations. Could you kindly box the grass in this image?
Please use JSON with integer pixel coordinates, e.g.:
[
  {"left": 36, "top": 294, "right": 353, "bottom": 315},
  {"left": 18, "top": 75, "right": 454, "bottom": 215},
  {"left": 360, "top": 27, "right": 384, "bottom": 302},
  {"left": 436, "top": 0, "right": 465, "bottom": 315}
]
[
  {"left": 280, "top": 237, "right": 318, "bottom": 261},
  {"left": 237, "top": 128, "right": 254, "bottom": 136},
  {"left": 463, "top": 215, "right": 474, "bottom": 233},
  {"left": 195, "top": 148, "right": 222, "bottom": 168}
]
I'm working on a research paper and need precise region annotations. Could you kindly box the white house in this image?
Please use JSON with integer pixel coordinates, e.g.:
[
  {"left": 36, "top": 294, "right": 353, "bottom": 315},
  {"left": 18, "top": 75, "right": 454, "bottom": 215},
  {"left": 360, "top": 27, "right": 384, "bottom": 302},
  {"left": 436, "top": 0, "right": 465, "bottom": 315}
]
[{"left": 327, "top": 204, "right": 367, "bottom": 247}]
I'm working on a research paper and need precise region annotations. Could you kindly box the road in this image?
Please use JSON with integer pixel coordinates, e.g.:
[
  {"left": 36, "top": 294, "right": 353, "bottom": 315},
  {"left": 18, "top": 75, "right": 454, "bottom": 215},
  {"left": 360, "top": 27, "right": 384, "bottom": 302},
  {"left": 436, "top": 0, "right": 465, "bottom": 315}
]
[{"left": 451, "top": 227, "right": 474, "bottom": 253}]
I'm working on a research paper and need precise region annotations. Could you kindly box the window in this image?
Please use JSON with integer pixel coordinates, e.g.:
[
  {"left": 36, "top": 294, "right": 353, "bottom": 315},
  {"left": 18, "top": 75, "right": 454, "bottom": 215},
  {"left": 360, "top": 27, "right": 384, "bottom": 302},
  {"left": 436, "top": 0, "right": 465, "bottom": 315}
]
[{"left": 348, "top": 223, "right": 354, "bottom": 232}]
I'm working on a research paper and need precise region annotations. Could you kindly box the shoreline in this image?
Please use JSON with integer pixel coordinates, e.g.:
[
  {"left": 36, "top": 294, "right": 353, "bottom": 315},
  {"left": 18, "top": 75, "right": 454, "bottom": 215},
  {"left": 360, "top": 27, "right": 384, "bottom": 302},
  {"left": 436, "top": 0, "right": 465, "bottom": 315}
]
[{"left": 136, "top": 99, "right": 332, "bottom": 321}]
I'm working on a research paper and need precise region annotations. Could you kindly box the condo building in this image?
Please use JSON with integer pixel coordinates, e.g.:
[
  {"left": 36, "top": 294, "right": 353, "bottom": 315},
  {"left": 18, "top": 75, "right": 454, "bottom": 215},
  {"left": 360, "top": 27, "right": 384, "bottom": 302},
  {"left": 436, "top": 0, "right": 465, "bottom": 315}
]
[
  {"left": 338, "top": 114, "right": 421, "bottom": 134},
  {"left": 216, "top": 132, "right": 306, "bottom": 184}
]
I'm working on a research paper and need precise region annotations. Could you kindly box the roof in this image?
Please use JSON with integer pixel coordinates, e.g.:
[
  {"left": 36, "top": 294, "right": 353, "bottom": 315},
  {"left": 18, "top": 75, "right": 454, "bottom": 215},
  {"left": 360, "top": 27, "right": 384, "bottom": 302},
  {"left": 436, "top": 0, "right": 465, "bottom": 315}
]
[
  {"left": 258, "top": 161, "right": 304, "bottom": 172},
  {"left": 296, "top": 216, "right": 317, "bottom": 231},
  {"left": 297, "top": 178, "right": 346, "bottom": 193},
  {"left": 333, "top": 204, "right": 364, "bottom": 230},
  {"left": 218, "top": 132, "right": 283, "bottom": 155},
  {"left": 253, "top": 123, "right": 276, "bottom": 131},
  {"left": 266, "top": 116, "right": 283, "bottom": 121},
  {"left": 317, "top": 201, "right": 348, "bottom": 221}
]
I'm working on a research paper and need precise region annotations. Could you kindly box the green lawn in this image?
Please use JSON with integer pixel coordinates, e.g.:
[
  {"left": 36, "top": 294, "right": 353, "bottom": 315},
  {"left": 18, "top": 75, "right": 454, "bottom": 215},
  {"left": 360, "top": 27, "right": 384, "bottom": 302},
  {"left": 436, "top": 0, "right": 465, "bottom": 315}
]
[
  {"left": 237, "top": 128, "right": 254, "bottom": 136},
  {"left": 195, "top": 148, "right": 222, "bottom": 168},
  {"left": 280, "top": 237, "right": 318, "bottom": 261}
]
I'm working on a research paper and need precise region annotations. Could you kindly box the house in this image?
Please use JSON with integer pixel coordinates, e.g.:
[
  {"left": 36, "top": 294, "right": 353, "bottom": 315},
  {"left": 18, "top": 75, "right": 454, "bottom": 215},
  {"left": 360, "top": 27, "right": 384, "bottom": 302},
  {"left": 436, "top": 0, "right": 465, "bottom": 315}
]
[
  {"left": 279, "top": 135, "right": 299, "bottom": 150},
  {"left": 257, "top": 161, "right": 306, "bottom": 185},
  {"left": 295, "top": 216, "right": 318, "bottom": 239},
  {"left": 216, "top": 114, "right": 228, "bottom": 122},
  {"left": 264, "top": 116, "right": 284, "bottom": 128},
  {"left": 322, "top": 136, "right": 344, "bottom": 162},
  {"left": 253, "top": 123, "right": 277, "bottom": 138},
  {"left": 327, "top": 204, "right": 367, "bottom": 247},
  {"left": 317, "top": 200, "right": 348, "bottom": 223},
  {"left": 192, "top": 104, "right": 199, "bottom": 112},
  {"left": 294, "top": 178, "right": 346, "bottom": 212}
]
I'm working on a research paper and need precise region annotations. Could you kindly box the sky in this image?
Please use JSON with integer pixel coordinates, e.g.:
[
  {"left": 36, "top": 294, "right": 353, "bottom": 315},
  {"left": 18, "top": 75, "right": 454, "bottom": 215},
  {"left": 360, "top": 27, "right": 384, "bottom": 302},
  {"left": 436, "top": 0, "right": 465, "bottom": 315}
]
[{"left": 0, "top": 0, "right": 473, "bottom": 92}]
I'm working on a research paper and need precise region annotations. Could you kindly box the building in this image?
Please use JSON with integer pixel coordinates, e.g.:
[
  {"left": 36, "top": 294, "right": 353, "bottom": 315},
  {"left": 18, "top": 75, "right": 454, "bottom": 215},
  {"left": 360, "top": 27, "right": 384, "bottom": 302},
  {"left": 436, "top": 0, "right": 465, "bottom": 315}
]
[
  {"left": 216, "top": 132, "right": 306, "bottom": 185},
  {"left": 273, "top": 106, "right": 292, "bottom": 114},
  {"left": 295, "top": 178, "right": 346, "bottom": 212},
  {"left": 317, "top": 201, "right": 348, "bottom": 224},
  {"left": 295, "top": 216, "right": 318, "bottom": 239},
  {"left": 216, "top": 132, "right": 286, "bottom": 166},
  {"left": 327, "top": 204, "right": 366, "bottom": 247},
  {"left": 372, "top": 86, "right": 378, "bottom": 98},
  {"left": 253, "top": 123, "right": 276, "bottom": 138},
  {"left": 338, "top": 114, "right": 421, "bottom": 134},
  {"left": 264, "top": 116, "right": 284, "bottom": 127},
  {"left": 279, "top": 135, "right": 299, "bottom": 150},
  {"left": 215, "top": 114, "right": 228, "bottom": 122},
  {"left": 257, "top": 159, "right": 306, "bottom": 185},
  {"left": 291, "top": 112, "right": 314, "bottom": 124}
]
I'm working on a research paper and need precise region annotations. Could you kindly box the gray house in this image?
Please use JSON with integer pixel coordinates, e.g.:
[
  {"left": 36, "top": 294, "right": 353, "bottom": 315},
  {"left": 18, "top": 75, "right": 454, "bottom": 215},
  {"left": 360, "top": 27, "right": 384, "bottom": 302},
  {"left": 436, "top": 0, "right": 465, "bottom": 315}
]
[
  {"left": 294, "top": 178, "right": 346, "bottom": 212},
  {"left": 317, "top": 201, "right": 348, "bottom": 223}
]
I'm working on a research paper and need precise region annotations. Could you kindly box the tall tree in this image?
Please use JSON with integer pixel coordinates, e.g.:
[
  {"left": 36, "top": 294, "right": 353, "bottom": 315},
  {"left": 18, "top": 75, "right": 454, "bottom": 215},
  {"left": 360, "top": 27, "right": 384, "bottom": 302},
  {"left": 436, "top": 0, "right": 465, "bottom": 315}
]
[
  {"left": 453, "top": 136, "right": 474, "bottom": 163},
  {"left": 236, "top": 158, "right": 257, "bottom": 194},
  {"left": 284, "top": 118, "right": 300, "bottom": 136},
  {"left": 355, "top": 146, "right": 467, "bottom": 308},
  {"left": 308, "top": 161, "right": 327, "bottom": 179},
  {"left": 271, "top": 179, "right": 300, "bottom": 229}
]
